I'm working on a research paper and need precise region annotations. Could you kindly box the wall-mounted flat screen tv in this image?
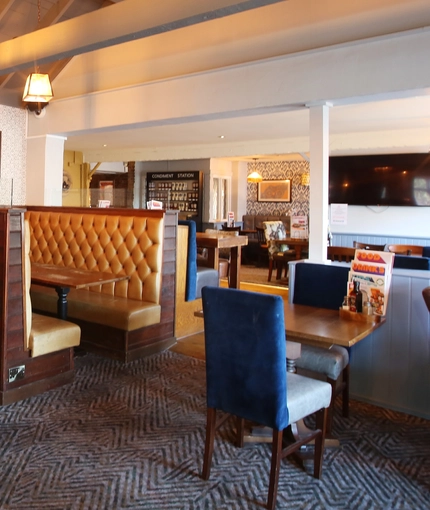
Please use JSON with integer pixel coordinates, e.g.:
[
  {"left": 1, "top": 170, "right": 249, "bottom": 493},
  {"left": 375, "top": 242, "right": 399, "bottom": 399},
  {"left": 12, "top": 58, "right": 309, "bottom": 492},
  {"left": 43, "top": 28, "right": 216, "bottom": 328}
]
[{"left": 329, "top": 153, "right": 430, "bottom": 206}]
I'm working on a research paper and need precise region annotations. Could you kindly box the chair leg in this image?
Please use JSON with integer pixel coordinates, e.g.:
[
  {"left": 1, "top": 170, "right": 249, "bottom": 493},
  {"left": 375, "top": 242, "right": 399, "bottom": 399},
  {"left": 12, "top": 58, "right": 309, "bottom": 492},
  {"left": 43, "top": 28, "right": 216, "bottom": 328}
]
[
  {"left": 326, "top": 378, "right": 336, "bottom": 435},
  {"left": 342, "top": 365, "right": 350, "bottom": 418},
  {"left": 202, "top": 407, "right": 217, "bottom": 480},
  {"left": 313, "top": 407, "right": 328, "bottom": 479},
  {"left": 236, "top": 416, "right": 245, "bottom": 448},
  {"left": 268, "top": 259, "right": 274, "bottom": 281},
  {"left": 267, "top": 429, "right": 283, "bottom": 510}
]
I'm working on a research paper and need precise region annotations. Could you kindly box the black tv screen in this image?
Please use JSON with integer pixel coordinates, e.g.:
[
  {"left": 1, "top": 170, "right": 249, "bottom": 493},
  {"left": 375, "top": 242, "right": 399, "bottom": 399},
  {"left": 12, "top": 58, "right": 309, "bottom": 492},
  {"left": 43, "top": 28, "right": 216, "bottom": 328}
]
[{"left": 329, "top": 153, "right": 430, "bottom": 206}]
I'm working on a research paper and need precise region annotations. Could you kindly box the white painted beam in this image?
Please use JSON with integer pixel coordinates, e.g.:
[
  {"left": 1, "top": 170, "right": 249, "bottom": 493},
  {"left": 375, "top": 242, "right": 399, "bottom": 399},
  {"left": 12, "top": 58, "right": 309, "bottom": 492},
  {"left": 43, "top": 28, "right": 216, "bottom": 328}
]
[{"left": 0, "top": 0, "right": 286, "bottom": 74}]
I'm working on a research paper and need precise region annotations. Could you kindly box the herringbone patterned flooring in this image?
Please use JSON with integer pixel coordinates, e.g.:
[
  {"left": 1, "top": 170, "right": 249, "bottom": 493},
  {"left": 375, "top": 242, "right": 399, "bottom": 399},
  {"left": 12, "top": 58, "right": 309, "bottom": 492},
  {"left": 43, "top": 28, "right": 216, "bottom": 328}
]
[{"left": 0, "top": 351, "right": 428, "bottom": 509}]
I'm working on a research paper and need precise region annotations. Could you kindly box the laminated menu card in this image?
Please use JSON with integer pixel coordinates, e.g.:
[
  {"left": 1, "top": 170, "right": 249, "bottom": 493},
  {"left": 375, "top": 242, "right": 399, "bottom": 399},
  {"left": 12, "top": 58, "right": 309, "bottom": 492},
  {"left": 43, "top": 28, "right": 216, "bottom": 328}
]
[
  {"left": 290, "top": 215, "right": 308, "bottom": 239},
  {"left": 348, "top": 250, "right": 395, "bottom": 316}
]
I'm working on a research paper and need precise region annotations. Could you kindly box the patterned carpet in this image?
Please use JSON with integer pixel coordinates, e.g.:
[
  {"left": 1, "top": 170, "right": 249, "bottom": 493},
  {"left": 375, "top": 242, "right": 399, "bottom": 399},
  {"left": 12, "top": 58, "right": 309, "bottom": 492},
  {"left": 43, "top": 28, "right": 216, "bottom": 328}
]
[{"left": 0, "top": 351, "right": 429, "bottom": 510}]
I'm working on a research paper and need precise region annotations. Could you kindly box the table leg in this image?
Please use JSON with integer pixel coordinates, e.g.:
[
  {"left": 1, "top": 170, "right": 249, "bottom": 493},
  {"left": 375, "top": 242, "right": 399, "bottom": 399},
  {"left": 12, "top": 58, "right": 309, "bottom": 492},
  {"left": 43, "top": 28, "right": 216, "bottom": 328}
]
[
  {"left": 54, "top": 286, "right": 70, "bottom": 320},
  {"left": 228, "top": 246, "right": 242, "bottom": 289}
]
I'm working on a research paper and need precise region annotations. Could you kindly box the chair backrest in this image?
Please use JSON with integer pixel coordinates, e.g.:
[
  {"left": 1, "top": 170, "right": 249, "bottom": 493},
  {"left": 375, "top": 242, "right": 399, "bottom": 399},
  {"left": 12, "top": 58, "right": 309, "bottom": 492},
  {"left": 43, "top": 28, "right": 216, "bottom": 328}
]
[
  {"left": 422, "top": 287, "right": 430, "bottom": 313},
  {"left": 256, "top": 226, "right": 266, "bottom": 245},
  {"left": 327, "top": 246, "right": 356, "bottom": 262},
  {"left": 293, "top": 262, "right": 350, "bottom": 310},
  {"left": 221, "top": 225, "right": 241, "bottom": 232},
  {"left": 353, "top": 241, "right": 385, "bottom": 251},
  {"left": 178, "top": 220, "right": 198, "bottom": 301},
  {"left": 386, "top": 244, "right": 423, "bottom": 256},
  {"left": 263, "top": 221, "right": 288, "bottom": 257},
  {"left": 202, "top": 286, "right": 289, "bottom": 430}
]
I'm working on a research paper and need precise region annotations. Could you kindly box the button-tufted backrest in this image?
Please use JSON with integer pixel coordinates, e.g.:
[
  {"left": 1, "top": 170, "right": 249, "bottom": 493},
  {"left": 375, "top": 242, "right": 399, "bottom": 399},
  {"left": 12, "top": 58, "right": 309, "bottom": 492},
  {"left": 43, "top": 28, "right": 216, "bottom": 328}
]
[{"left": 25, "top": 210, "right": 164, "bottom": 304}]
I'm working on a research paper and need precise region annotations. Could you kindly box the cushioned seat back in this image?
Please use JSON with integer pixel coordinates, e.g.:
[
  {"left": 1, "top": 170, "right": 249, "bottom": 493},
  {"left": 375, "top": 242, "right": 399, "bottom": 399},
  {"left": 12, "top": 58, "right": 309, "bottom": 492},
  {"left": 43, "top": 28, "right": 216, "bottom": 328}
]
[
  {"left": 178, "top": 220, "right": 198, "bottom": 301},
  {"left": 202, "top": 286, "right": 289, "bottom": 430},
  {"left": 263, "top": 221, "right": 288, "bottom": 257},
  {"left": 25, "top": 210, "right": 164, "bottom": 305},
  {"left": 293, "top": 262, "right": 349, "bottom": 310}
]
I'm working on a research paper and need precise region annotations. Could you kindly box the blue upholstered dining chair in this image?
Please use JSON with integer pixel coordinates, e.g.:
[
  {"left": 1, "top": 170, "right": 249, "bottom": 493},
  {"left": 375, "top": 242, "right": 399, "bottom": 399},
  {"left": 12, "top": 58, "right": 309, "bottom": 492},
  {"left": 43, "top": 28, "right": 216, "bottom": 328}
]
[
  {"left": 292, "top": 262, "right": 351, "bottom": 434},
  {"left": 201, "top": 286, "right": 331, "bottom": 510}
]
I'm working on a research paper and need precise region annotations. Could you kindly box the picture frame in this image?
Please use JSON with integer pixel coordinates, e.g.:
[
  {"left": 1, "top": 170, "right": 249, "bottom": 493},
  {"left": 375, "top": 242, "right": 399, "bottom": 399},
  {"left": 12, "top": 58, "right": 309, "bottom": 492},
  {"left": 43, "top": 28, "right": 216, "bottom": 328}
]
[{"left": 257, "top": 180, "right": 291, "bottom": 202}]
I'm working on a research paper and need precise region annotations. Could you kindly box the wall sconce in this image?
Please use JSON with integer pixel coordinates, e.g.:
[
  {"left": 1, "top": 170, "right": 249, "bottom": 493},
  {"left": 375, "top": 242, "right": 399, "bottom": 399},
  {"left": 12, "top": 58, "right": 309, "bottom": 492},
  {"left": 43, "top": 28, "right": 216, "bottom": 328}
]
[
  {"left": 300, "top": 173, "right": 310, "bottom": 186},
  {"left": 22, "top": 73, "right": 54, "bottom": 116},
  {"left": 247, "top": 171, "right": 263, "bottom": 183}
]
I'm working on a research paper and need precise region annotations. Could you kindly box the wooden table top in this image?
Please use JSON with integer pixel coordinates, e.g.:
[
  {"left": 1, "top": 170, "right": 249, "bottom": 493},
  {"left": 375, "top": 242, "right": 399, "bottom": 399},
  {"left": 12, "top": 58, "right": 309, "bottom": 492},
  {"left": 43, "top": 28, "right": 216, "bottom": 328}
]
[
  {"left": 31, "top": 263, "right": 129, "bottom": 289},
  {"left": 283, "top": 303, "right": 384, "bottom": 348},
  {"left": 196, "top": 232, "right": 248, "bottom": 248},
  {"left": 196, "top": 302, "right": 384, "bottom": 349}
]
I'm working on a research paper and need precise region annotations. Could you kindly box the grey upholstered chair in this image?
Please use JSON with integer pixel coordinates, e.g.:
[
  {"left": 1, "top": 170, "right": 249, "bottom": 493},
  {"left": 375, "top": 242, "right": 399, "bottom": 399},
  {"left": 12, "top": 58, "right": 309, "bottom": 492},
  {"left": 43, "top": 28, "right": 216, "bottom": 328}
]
[
  {"left": 201, "top": 286, "right": 331, "bottom": 510},
  {"left": 292, "top": 262, "right": 351, "bottom": 434}
]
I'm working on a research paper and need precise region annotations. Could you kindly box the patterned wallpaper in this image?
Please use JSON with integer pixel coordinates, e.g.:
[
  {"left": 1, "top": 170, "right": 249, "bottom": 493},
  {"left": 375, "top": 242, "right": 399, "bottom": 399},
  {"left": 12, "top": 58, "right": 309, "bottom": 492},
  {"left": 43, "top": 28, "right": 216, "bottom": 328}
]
[
  {"left": 246, "top": 160, "right": 310, "bottom": 216},
  {"left": 0, "top": 105, "right": 27, "bottom": 205}
]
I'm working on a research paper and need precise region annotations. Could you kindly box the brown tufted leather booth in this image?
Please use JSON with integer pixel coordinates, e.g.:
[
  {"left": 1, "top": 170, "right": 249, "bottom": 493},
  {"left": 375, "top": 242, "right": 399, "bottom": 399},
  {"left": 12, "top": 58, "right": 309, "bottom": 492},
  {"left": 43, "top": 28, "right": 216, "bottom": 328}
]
[
  {"left": 24, "top": 219, "right": 81, "bottom": 358},
  {"left": 25, "top": 207, "right": 171, "bottom": 362}
]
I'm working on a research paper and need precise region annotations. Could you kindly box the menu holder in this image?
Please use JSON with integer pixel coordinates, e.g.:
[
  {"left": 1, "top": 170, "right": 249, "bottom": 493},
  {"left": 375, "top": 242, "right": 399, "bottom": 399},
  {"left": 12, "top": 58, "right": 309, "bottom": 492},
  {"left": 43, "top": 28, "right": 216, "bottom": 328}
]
[{"left": 339, "top": 308, "right": 382, "bottom": 323}]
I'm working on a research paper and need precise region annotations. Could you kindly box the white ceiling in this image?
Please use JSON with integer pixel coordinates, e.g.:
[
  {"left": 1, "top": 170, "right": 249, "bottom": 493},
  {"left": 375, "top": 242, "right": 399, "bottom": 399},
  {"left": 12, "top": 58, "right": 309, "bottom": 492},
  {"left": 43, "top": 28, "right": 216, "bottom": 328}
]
[{"left": 1, "top": 0, "right": 430, "bottom": 160}]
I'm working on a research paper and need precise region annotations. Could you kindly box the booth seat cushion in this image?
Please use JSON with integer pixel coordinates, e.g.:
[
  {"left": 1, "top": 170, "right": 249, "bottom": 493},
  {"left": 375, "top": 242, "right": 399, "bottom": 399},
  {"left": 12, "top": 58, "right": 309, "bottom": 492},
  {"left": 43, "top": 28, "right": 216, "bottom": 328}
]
[
  {"left": 242, "top": 215, "right": 290, "bottom": 234},
  {"left": 30, "top": 313, "right": 81, "bottom": 357},
  {"left": 30, "top": 286, "right": 161, "bottom": 331},
  {"left": 286, "top": 372, "right": 332, "bottom": 425},
  {"left": 295, "top": 345, "right": 349, "bottom": 380},
  {"left": 393, "top": 255, "right": 430, "bottom": 270}
]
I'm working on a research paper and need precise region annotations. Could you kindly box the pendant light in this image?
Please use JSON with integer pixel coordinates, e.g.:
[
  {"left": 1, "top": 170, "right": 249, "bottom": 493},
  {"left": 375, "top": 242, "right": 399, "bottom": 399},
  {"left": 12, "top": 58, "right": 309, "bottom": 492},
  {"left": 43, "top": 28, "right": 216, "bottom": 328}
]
[
  {"left": 22, "top": 0, "right": 53, "bottom": 115},
  {"left": 247, "top": 158, "right": 263, "bottom": 183}
]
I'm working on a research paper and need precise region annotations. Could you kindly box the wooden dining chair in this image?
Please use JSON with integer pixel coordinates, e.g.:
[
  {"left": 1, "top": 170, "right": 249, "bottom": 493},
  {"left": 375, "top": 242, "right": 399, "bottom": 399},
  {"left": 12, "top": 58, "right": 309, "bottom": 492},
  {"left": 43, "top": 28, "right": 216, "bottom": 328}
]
[
  {"left": 201, "top": 286, "right": 331, "bottom": 510},
  {"left": 255, "top": 226, "right": 269, "bottom": 267},
  {"left": 353, "top": 241, "right": 385, "bottom": 251},
  {"left": 386, "top": 244, "right": 424, "bottom": 256},
  {"left": 327, "top": 246, "right": 356, "bottom": 262}
]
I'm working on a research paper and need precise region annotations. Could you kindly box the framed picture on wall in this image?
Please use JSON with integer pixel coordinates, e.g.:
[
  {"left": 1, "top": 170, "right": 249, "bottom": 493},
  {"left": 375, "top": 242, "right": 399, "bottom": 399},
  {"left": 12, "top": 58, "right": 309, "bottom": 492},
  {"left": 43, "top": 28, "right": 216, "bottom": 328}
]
[{"left": 257, "top": 180, "right": 291, "bottom": 202}]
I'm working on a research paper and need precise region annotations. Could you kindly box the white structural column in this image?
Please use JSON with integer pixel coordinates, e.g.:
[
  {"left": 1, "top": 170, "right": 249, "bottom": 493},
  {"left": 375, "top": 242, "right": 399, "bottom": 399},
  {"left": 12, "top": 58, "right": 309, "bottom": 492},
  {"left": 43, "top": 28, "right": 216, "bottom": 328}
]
[
  {"left": 308, "top": 103, "right": 331, "bottom": 262},
  {"left": 26, "top": 135, "right": 66, "bottom": 205}
]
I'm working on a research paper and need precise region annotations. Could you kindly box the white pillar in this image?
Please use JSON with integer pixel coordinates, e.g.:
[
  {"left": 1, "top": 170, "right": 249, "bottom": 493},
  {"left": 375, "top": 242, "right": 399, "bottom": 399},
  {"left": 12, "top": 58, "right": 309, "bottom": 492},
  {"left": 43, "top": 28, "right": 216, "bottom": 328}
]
[
  {"left": 308, "top": 103, "right": 331, "bottom": 262},
  {"left": 26, "top": 135, "right": 66, "bottom": 205}
]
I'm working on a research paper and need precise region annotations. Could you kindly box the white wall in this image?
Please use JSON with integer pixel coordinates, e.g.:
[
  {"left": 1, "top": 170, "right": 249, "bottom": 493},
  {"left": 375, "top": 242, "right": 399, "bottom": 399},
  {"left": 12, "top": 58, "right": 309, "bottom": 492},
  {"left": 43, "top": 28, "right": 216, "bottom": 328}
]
[
  {"left": 0, "top": 105, "right": 26, "bottom": 205},
  {"left": 331, "top": 205, "right": 430, "bottom": 238}
]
